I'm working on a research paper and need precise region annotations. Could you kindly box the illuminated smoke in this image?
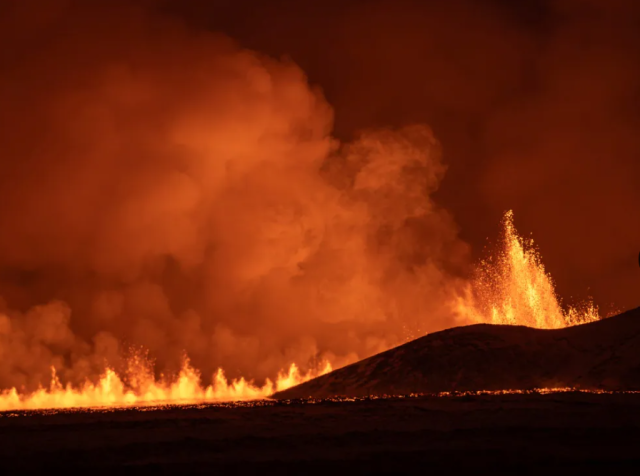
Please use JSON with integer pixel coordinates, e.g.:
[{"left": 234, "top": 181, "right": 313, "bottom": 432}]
[{"left": 0, "top": 1, "right": 469, "bottom": 393}]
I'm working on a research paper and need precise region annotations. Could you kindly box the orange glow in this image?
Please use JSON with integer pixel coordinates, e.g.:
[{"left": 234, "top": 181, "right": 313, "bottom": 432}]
[
  {"left": 3, "top": 387, "right": 635, "bottom": 417},
  {"left": 0, "top": 212, "right": 603, "bottom": 412},
  {"left": 0, "top": 359, "right": 331, "bottom": 412},
  {"left": 458, "top": 210, "right": 600, "bottom": 329}
]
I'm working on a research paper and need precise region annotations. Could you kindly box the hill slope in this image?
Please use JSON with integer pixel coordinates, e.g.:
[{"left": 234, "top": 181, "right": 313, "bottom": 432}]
[{"left": 274, "top": 307, "right": 640, "bottom": 399}]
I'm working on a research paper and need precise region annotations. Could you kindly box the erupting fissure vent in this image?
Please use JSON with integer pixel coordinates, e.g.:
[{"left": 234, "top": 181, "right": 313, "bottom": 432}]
[{"left": 0, "top": 212, "right": 601, "bottom": 412}]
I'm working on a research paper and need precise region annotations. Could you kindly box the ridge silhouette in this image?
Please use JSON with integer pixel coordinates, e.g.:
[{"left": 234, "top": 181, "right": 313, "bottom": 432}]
[{"left": 274, "top": 307, "right": 640, "bottom": 399}]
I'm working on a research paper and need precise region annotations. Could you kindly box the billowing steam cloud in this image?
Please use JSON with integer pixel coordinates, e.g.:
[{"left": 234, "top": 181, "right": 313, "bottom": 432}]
[
  {"left": 219, "top": 0, "right": 640, "bottom": 312},
  {"left": 0, "top": 1, "right": 469, "bottom": 390}
]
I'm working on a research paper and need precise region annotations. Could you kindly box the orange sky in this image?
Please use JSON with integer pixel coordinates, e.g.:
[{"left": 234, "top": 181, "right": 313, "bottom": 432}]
[{"left": 0, "top": 0, "right": 638, "bottom": 391}]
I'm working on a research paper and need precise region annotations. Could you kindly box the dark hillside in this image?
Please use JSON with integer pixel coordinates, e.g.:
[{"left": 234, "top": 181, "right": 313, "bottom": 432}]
[{"left": 274, "top": 307, "right": 640, "bottom": 399}]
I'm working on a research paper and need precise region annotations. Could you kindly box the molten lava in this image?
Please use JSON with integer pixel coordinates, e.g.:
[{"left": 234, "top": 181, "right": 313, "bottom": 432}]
[
  {"left": 0, "top": 211, "right": 602, "bottom": 412},
  {"left": 460, "top": 210, "right": 600, "bottom": 329},
  {"left": 0, "top": 359, "right": 332, "bottom": 412}
]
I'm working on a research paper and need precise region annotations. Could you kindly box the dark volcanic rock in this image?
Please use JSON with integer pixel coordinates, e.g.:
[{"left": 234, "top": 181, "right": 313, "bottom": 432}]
[{"left": 274, "top": 307, "right": 640, "bottom": 399}]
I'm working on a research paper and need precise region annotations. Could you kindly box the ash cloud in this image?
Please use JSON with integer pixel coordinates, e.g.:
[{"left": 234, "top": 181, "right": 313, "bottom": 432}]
[
  {"left": 172, "top": 0, "right": 640, "bottom": 312},
  {"left": 0, "top": 1, "right": 469, "bottom": 389}
]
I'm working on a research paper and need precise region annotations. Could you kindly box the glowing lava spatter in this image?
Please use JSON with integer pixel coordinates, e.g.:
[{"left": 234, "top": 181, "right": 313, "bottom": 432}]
[
  {"left": 465, "top": 210, "right": 600, "bottom": 328},
  {"left": 0, "top": 359, "right": 332, "bottom": 412}
]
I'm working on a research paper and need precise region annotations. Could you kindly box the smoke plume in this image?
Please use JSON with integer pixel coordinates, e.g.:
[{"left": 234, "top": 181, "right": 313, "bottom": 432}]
[
  {"left": 0, "top": 1, "right": 469, "bottom": 390},
  {"left": 169, "top": 0, "right": 640, "bottom": 312}
]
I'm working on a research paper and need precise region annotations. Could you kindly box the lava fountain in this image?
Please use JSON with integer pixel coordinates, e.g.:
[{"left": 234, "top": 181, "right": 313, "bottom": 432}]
[
  {"left": 460, "top": 210, "right": 600, "bottom": 328},
  {"left": 0, "top": 357, "right": 332, "bottom": 412}
]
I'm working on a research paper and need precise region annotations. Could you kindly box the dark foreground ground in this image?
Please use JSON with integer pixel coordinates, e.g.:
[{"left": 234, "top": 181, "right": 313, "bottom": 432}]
[{"left": 2, "top": 392, "right": 640, "bottom": 474}]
